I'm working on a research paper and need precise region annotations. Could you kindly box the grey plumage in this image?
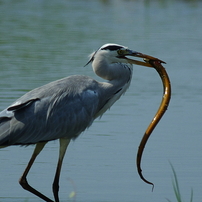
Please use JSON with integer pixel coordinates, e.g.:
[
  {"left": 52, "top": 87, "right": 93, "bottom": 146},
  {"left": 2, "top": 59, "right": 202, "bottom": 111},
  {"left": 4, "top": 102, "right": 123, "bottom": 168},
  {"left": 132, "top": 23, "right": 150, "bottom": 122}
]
[
  {"left": 0, "top": 44, "right": 132, "bottom": 147},
  {"left": 1, "top": 76, "right": 98, "bottom": 145},
  {"left": 0, "top": 43, "right": 152, "bottom": 202}
]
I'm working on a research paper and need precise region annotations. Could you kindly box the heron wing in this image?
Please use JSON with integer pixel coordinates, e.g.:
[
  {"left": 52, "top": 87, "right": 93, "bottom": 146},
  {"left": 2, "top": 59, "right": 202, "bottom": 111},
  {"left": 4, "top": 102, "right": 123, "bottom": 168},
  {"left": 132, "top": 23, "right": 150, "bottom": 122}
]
[
  {"left": 0, "top": 76, "right": 100, "bottom": 146},
  {"left": 7, "top": 98, "right": 40, "bottom": 111}
]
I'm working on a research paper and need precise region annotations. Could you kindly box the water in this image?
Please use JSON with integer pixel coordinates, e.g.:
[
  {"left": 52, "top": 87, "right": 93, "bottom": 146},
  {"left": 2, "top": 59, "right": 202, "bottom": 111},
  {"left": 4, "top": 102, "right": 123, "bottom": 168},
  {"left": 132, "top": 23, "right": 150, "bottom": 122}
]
[{"left": 0, "top": 0, "right": 202, "bottom": 201}]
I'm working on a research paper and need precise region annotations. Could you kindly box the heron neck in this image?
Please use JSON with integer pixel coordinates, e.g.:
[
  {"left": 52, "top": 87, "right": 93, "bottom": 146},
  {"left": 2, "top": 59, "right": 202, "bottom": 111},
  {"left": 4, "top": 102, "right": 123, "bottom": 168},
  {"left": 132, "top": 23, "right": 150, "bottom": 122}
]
[
  {"left": 93, "top": 59, "right": 133, "bottom": 81},
  {"left": 94, "top": 63, "right": 133, "bottom": 118}
]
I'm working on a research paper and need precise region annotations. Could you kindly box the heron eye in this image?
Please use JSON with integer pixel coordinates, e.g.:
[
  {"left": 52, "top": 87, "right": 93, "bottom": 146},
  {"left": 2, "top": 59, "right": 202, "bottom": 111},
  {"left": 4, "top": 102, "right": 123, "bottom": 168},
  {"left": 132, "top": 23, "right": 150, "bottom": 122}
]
[{"left": 117, "top": 49, "right": 125, "bottom": 55}]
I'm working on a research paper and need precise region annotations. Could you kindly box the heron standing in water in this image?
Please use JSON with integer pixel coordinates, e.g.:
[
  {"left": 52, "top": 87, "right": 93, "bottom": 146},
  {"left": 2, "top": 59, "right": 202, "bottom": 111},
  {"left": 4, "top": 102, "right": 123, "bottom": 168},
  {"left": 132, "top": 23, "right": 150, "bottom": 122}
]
[{"left": 0, "top": 44, "right": 163, "bottom": 202}]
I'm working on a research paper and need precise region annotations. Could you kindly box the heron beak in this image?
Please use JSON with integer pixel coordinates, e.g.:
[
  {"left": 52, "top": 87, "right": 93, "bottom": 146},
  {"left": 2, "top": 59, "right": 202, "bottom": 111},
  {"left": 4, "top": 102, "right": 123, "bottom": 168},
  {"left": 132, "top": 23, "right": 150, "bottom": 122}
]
[{"left": 126, "top": 51, "right": 166, "bottom": 67}]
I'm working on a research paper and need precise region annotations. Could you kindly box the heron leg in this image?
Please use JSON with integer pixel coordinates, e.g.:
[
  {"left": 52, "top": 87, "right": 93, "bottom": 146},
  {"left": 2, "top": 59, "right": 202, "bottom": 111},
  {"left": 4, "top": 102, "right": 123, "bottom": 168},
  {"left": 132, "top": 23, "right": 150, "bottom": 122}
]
[
  {"left": 19, "top": 142, "right": 54, "bottom": 202},
  {"left": 52, "top": 138, "right": 70, "bottom": 202}
]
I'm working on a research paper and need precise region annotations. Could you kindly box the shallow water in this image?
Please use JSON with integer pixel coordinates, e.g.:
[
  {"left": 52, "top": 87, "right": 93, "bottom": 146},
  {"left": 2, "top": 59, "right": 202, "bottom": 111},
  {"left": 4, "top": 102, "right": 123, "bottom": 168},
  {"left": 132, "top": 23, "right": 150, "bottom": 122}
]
[{"left": 0, "top": 0, "right": 202, "bottom": 201}]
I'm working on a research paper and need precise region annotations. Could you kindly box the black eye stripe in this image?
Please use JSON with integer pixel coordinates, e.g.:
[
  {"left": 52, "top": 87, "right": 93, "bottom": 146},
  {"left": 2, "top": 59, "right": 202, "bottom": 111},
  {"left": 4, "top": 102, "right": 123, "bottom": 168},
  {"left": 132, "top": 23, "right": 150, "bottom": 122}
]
[{"left": 101, "top": 45, "right": 123, "bottom": 51}]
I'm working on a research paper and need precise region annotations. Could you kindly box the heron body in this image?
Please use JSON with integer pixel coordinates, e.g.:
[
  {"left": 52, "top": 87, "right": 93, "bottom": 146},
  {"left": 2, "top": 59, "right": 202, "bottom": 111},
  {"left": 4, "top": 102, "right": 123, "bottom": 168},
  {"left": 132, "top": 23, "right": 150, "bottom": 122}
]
[
  {"left": 0, "top": 43, "right": 157, "bottom": 202},
  {"left": 0, "top": 72, "right": 131, "bottom": 145}
]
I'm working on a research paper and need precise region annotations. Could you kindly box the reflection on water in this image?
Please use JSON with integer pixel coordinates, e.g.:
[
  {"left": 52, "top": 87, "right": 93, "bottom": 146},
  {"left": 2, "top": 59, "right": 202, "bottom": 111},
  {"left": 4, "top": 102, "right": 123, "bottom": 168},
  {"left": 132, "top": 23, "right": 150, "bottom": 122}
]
[{"left": 0, "top": 1, "right": 202, "bottom": 202}]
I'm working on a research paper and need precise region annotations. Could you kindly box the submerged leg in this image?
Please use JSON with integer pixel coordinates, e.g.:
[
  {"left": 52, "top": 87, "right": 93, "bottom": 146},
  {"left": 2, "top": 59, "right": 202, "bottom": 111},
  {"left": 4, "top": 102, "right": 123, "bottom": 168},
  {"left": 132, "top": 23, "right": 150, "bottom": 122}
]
[
  {"left": 52, "top": 138, "right": 70, "bottom": 202},
  {"left": 19, "top": 142, "right": 54, "bottom": 202}
]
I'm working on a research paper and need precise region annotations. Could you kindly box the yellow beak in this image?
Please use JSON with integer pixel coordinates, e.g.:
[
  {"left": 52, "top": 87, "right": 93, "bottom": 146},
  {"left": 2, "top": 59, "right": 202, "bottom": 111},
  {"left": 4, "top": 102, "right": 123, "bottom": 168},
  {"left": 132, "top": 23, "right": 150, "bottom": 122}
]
[{"left": 126, "top": 51, "right": 166, "bottom": 67}]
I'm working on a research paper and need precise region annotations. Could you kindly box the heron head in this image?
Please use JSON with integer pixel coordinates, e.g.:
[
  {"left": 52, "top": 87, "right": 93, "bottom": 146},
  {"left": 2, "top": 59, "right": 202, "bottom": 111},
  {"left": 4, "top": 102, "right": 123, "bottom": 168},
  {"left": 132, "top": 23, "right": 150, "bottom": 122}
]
[{"left": 85, "top": 43, "right": 165, "bottom": 67}]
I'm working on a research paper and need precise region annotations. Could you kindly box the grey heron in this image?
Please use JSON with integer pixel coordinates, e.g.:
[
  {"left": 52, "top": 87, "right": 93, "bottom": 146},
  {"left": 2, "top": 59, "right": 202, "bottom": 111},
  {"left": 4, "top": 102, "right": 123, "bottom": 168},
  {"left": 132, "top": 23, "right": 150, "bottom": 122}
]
[{"left": 0, "top": 43, "right": 164, "bottom": 202}]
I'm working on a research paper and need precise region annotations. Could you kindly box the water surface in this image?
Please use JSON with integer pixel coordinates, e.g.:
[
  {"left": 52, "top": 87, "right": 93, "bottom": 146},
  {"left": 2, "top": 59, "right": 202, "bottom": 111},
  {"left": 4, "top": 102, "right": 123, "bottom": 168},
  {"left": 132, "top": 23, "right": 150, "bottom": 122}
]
[{"left": 0, "top": 0, "right": 202, "bottom": 202}]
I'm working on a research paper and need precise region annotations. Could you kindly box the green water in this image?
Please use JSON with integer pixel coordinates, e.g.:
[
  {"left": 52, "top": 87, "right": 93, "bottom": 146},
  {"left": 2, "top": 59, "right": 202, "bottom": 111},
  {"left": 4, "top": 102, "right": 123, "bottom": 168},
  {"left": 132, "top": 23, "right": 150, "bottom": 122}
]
[{"left": 0, "top": 0, "right": 202, "bottom": 202}]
